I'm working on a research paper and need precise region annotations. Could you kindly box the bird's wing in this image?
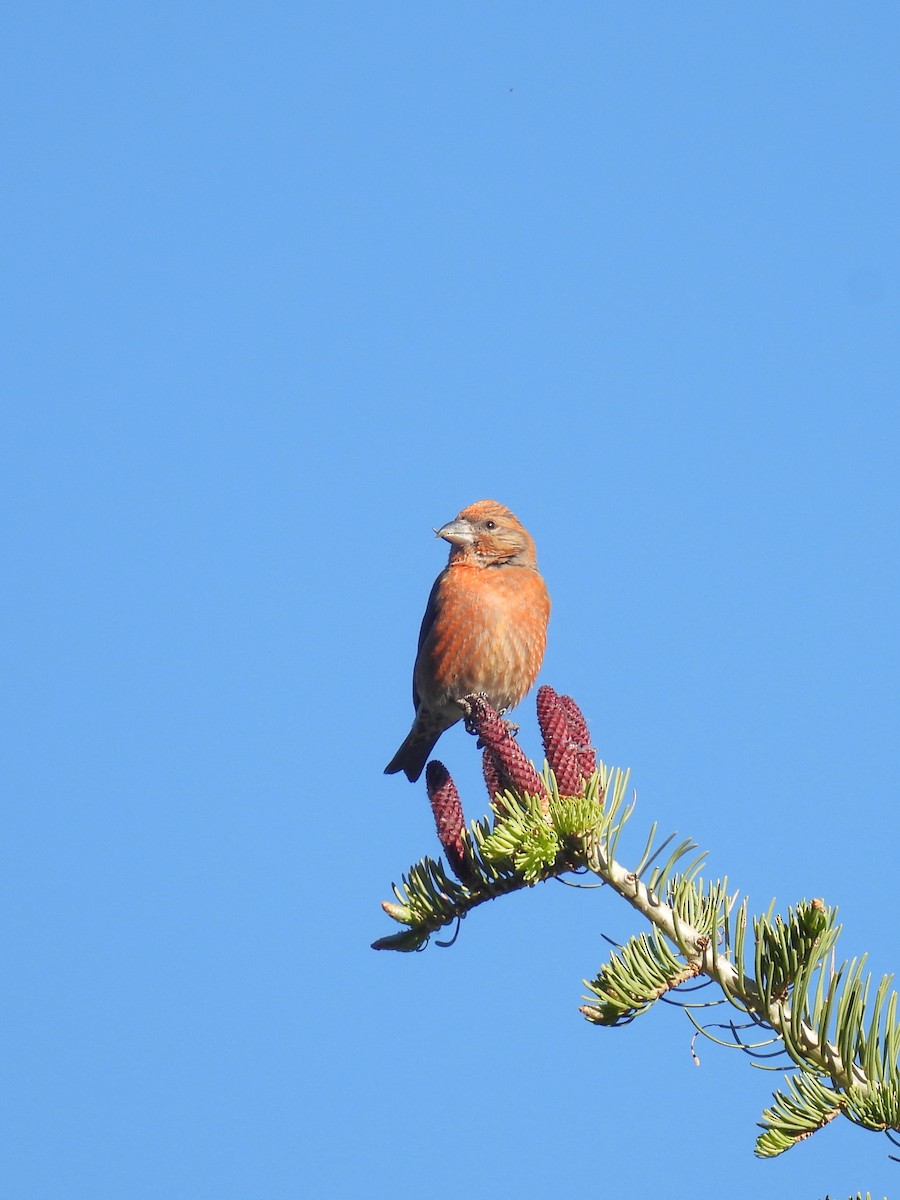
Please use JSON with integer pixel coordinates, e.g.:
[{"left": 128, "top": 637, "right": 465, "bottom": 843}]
[{"left": 412, "top": 570, "right": 445, "bottom": 710}]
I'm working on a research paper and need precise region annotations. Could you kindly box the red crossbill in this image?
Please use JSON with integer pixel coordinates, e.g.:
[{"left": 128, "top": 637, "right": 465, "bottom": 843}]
[{"left": 385, "top": 500, "right": 550, "bottom": 782}]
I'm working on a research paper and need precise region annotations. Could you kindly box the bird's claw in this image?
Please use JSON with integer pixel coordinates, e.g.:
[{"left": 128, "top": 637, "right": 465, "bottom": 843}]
[{"left": 459, "top": 692, "right": 485, "bottom": 735}]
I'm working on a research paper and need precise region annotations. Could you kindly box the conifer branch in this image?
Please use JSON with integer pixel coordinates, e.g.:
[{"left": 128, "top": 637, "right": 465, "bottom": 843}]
[{"left": 374, "top": 689, "right": 900, "bottom": 1163}]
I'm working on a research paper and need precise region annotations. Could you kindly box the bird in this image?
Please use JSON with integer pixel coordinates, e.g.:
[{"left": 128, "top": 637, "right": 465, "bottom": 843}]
[{"left": 385, "top": 499, "right": 551, "bottom": 782}]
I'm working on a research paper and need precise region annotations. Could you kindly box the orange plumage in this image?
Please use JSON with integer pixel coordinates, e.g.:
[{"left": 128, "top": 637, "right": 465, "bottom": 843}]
[{"left": 385, "top": 500, "right": 551, "bottom": 782}]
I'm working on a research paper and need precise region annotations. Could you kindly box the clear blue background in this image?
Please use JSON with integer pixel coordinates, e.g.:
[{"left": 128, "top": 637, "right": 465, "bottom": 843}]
[{"left": 3, "top": 4, "right": 899, "bottom": 1197}]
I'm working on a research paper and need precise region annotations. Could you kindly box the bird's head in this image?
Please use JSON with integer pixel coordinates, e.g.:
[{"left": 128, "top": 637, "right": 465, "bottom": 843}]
[{"left": 435, "top": 500, "right": 538, "bottom": 568}]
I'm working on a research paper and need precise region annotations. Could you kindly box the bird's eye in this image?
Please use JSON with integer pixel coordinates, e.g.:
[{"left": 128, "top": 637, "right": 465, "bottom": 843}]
[{"left": 484, "top": 520, "right": 496, "bottom": 530}]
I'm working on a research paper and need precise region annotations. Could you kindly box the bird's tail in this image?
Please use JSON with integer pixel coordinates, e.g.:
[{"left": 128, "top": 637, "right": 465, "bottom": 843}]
[{"left": 384, "top": 728, "right": 440, "bottom": 783}]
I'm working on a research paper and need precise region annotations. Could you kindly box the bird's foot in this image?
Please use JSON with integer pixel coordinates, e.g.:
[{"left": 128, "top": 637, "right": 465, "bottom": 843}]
[
  {"left": 499, "top": 710, "right": 520, "bottom": 737},
  {"left": 459, "top": 695, "right": 520, "bottom": 747},
  {"left": 460, "top": 693, "right": 490, "bottom": 738}
]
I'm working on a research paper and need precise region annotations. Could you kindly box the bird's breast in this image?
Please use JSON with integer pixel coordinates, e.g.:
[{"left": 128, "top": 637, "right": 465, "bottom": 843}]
[{"left": 419, "top": 563, "right": 550, "bottom": 711}]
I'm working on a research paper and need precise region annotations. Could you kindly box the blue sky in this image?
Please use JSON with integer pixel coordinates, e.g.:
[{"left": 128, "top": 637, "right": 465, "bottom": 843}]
[{"left": 3, "top": 3, "right": 899, "bottom": 1197}]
